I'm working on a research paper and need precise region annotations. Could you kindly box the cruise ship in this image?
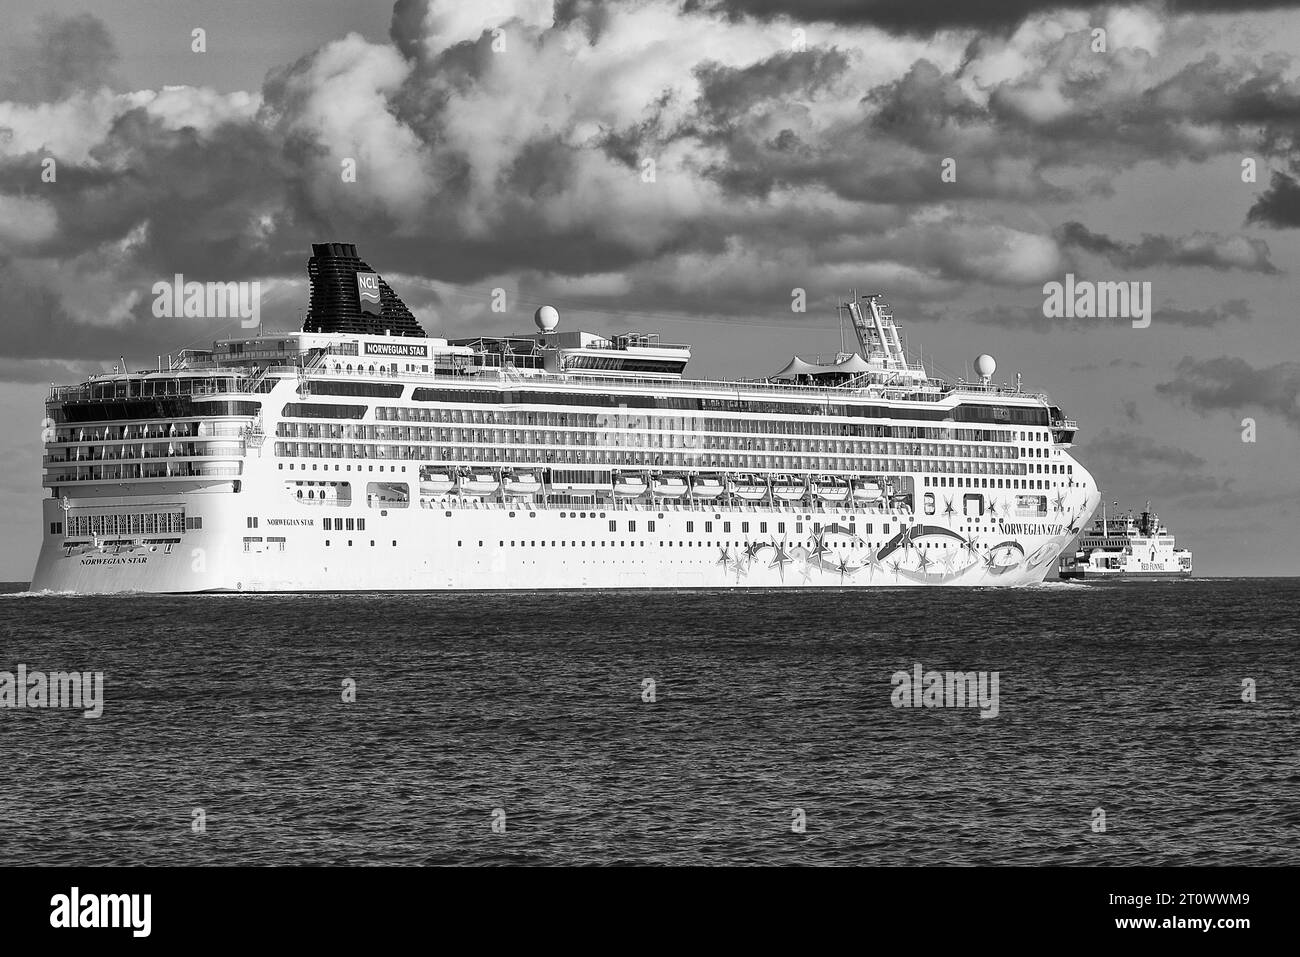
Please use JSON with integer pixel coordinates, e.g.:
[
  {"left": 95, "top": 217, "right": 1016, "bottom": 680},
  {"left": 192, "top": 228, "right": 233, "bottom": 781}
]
[
  {"left": 1058, "top": 503, "right": 1192, "bottom": 579},
  {"left": 30, "top": 242, "right": 1099, "bottom": 593}
]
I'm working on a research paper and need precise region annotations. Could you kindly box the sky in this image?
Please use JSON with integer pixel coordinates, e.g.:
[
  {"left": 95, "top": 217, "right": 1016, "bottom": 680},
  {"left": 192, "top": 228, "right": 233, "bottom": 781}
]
[{"left": 0, "top": 0, "right": 1298, "bottom": 578}]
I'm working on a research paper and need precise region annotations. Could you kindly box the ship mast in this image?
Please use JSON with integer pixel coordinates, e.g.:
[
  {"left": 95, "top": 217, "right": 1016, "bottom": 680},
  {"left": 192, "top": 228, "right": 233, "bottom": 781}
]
[{"left": 842, "top": 291, "right": 909, "bottom": 371}]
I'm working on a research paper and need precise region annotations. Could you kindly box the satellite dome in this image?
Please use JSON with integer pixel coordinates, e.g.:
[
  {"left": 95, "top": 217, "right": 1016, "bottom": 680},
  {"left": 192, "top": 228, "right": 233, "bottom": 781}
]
[
  {"left": 974, "top": 354, "right": 996, "bottom": 379},
  {"left": 534, "top": 305, "right": 560, "bottom": 332}
]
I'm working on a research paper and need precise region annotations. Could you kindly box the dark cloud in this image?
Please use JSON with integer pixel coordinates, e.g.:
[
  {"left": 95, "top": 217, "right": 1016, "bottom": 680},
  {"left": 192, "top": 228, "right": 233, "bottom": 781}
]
[
  {"left": 971, "top": 304, "right": 1053, "bottom": 331},
  {"left": 695, "top": 48, "right": 850, "bottom": 121},
  {"left": 389, "top": 0, "right": 428, "bottom": 61},
  {"left": 1154, "top": 298, "right": 1251, "bottom": 327},
  {"left": 1245, "top": 170, "right": 1300, "bottom": 228},
  {"left": 970, "top": 297, "right": 1251, "bottom": 332},
  {"left": 0, "top": 273, "right": 278, "bottom": 367},
  {"left": 1073, "top": 428, "right": 1220, "bottom": 497},
  {"left": 1058, "top": 222, "right": 1278, "bottom": 273},
  {"left": 0, "top": 14, "right": 119, "bottom": 103},
  {"left": 1081, "top": 429, "right": 1205, "bottom": 469},
  {"left": 1156, "top": 355, "right": 1300, "bottom": 427},
  {"left": 1122, "top": 399, "right": 1142, "bottom": 424},
  {"left": 687, "top": 0, "right": 1299, "bottom": 35}
]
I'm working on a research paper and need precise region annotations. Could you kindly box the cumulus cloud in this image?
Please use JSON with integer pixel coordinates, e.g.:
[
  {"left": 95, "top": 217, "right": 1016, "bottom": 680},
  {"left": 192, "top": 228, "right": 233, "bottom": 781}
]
[{"left": 2, "top": 2, "right": 1299, "bottom": 369}]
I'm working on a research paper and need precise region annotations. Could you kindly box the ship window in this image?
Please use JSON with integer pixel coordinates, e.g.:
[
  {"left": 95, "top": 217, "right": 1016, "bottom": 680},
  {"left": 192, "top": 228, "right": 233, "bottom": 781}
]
[
  {"left": 628, "top": 521, "right": 636, "bottom": 532},
  {"left": 742, "top": 522, "right": 749, "bottom": 533},
  {"left": 609, "top": 520, "right": 616, "bottom": 531},
  {"left": 647, "top": 521, "right": 655, "bottom": 532},
  {"left": 687, "top": 522, "right": 694, "bottom": 533}
]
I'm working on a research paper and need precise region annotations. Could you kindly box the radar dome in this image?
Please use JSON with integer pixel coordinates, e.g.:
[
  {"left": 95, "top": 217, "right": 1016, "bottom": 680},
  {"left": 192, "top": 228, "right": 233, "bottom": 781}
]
[
  {"left": 974, "top": 354, "right": 996, "bottom": 379},
  {"left": 534, "top": 305, "right": 560, "bottom": 332}
]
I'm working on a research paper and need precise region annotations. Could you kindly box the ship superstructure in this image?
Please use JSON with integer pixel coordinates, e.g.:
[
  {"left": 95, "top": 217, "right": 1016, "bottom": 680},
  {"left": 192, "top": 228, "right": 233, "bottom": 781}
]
[
  {"left": 31, "top": 243, "right": 1099, "bottom": 592},
  {"left": 1058, "top": 503, "right": 1192, "bottom": 579}
]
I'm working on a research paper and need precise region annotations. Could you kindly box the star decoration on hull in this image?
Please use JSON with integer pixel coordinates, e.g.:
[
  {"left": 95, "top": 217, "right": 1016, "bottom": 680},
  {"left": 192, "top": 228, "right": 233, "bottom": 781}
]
[
  {"left": 808, "top": 531, "right": 830, "bottom": 560},
  {"left": 768, "top": 538, "right": 794, "bottom": 579},
  {"left": 864, "top": 548, "right": 883, "bottom": 579}
]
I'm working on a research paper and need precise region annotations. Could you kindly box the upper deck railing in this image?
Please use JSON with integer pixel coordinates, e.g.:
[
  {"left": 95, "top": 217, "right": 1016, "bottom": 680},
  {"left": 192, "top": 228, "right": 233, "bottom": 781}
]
[
  {"left": 292, "top": 364, "right": 1051, "bottom": 405},
  {"left": 49, "top": 357, "right": 1053, "bottom": 407}
]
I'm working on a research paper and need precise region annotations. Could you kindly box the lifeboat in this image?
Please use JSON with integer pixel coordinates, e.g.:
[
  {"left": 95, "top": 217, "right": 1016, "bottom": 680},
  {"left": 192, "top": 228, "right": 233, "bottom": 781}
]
[
  {"left": 728, "top": 474, "right": 769, "bottom": 501},
  {"left": 613, "top": 472, "right": 649, "bottom": 497},
  {"left": 852, "top": 479, "right": 883, "bottom": 502},
  {"left": 457, "top": 471, "right": 500, "bottom": 496},
  {"left": 814, "top": 476, "right": 850, "bottom": 502},
  {"left": 689, "top": 475, "right": 725, "bottom": 499},
  {"left": 419, "top": 469, "right": 455, "bottom": 496},
  {"left": 503, "top": 470, "right": 542, "bottom": 496},
  {"left": 770, "top": 474, "right": 807, "bottom": 503},
  {"left": 652, "top": 474, "right": 689, "bottom": 497}
]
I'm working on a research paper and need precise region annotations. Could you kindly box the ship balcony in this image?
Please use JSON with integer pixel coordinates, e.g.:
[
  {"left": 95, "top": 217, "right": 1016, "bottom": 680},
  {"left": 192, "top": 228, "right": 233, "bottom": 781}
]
[
  {"left": 43, "top": 458, "right": 243, "bottom": 482},
  {"left": 44, "top": 446, "right": 243, "bottom": 465}
]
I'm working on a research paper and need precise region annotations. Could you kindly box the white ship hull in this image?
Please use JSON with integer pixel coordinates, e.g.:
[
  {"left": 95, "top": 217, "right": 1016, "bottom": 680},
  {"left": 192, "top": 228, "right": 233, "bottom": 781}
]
[
  {"left": 31, "top": 258, "right": 1099, "bottom": 594},
  {"left": 30, "top": 491, "right": 1094, "bottom": 593}
]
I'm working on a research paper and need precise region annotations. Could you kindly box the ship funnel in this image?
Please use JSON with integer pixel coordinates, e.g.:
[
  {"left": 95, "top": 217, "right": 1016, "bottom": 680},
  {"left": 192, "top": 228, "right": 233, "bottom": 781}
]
[{"left": 302, "top": 242, "right": 425, "bottom": 337}]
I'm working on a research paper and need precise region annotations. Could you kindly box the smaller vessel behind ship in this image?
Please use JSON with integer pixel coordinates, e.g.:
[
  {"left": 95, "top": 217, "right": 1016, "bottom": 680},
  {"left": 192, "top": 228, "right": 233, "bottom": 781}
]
[{"left": 1058, "top": 502, "right": 1192, "bottom": 580}]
